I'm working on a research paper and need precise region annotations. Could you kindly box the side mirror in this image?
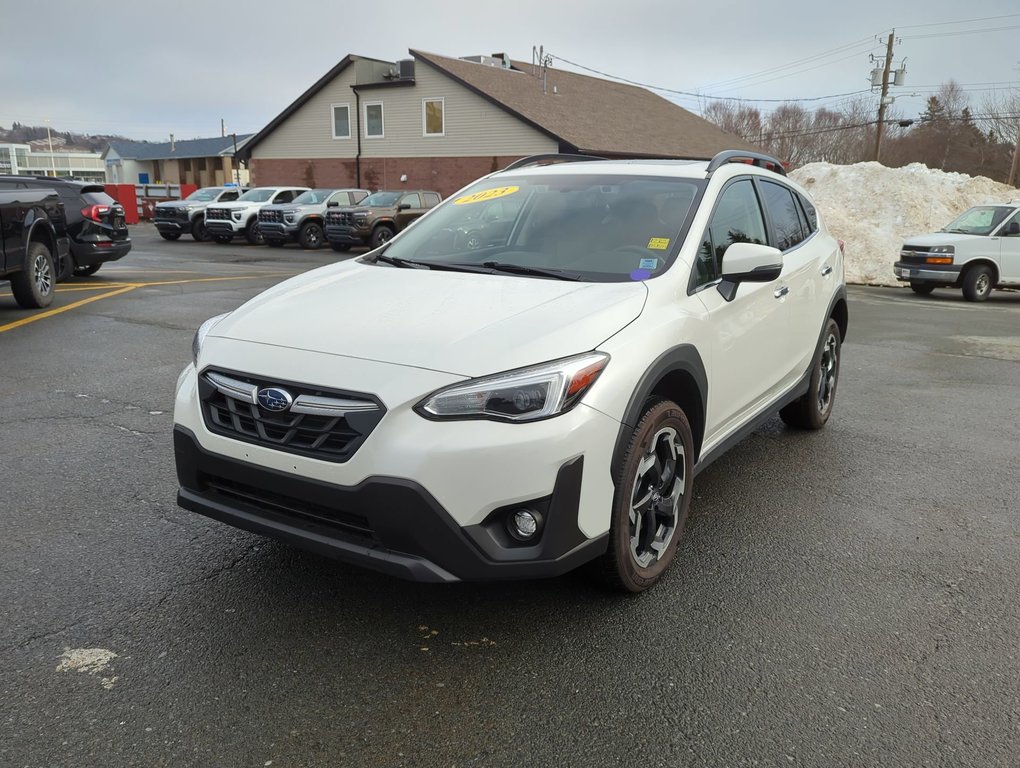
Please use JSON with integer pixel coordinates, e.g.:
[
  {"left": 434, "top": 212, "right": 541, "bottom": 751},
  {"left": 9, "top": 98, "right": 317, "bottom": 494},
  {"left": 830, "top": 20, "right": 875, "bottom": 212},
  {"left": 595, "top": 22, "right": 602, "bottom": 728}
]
[
  {"left": 1007, "top": 221, "right": 1020, "bottom": 236},
  {"left": 397, "top": 202, "right": 411, "bottom": 211},
  {"left": 327, "top": 200, "right": 339, "bottom": 207},
  {"left": 717, "top": 242, "right": 783, "bottom": 301}
]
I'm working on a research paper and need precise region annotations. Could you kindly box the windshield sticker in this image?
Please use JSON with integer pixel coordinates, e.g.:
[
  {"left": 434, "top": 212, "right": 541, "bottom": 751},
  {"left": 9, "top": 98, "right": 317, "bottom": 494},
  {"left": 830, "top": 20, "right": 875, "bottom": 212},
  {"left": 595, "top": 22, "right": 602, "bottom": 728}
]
[
  {"left": 647, "top": 237, "right": 671, "bottom": 250},
  {"left": 454, "top": 186, "right": 520, "bottom": 205},
  {"left": 630, "top": 268, "right": 652, "bottom": 281},
  {"left": 639, "top": 258, "right": 658, "bottom": 270}
]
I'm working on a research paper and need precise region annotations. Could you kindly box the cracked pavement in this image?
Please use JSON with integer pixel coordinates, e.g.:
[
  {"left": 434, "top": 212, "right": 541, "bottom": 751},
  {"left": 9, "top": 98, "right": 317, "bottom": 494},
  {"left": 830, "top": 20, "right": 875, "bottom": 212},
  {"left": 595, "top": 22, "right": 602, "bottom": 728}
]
[{"left": 1, "top": 228, "right": 1019, "bottom": 767}]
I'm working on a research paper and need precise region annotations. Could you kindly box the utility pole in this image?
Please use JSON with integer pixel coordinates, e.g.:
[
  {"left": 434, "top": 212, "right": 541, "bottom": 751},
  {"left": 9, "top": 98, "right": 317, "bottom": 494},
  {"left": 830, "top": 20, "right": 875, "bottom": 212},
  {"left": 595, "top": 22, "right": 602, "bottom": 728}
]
[
  {"left": 44, "top": 118, "right": 57, "bottom": 177},
  {"left": 1008, "top": 133, "right": 1020, "bottom": 187},
  {"left": 873, "top": 31, "right": 895, "bottom": 163}
]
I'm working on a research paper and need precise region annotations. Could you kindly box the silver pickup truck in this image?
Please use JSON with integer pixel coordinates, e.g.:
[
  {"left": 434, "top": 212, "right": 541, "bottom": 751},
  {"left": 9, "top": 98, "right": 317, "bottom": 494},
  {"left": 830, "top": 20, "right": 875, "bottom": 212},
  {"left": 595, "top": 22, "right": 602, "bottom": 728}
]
[{"left": 258, "top": 188, "right": 369, "bottom": 250}]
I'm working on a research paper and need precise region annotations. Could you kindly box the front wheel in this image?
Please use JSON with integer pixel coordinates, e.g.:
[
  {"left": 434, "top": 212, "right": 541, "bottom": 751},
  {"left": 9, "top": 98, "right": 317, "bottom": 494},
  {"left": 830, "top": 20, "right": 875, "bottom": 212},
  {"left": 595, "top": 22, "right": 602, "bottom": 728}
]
[
  {"left": 780, "top": 317, "right": 841, "bottom": 430},
  {"left": 595, "top": 398, "right": 694, "bottom": 593},
  {"left": 10, "top": 242, "right": 55, "bottom": 308},
  {"left": 370, "top": 225, "right": 395, "bottom": 249},
  {"left": 244, "top": 220, "right": 263, "bottom": 245},
  {"left": 299, "top": 222, "right": 324, "bottom": 250},
  {"left": 191, "top": 218, "right": 209, "bottom": 242},
  {"left": 962, "top": 265, "right": 993, "bottom": 302},
  {"left": 910, "top": 281, "right": 935, "bottom": 295},
  {"left": 159, "top": 232, "right": 181, "bottom": 241}
]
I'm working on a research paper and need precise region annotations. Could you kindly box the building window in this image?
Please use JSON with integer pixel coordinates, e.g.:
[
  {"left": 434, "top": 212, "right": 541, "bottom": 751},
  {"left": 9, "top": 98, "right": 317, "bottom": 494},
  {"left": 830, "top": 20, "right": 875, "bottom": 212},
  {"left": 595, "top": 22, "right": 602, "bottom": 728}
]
[
  {"left": 331, "top": 104, "right": 351, "bottom": 139},
  {"left": 365, "top": 102, "right": 384, "bottom": 138},
  {"left": 423, "top": 98, "right": 444, "bottom": 136}
]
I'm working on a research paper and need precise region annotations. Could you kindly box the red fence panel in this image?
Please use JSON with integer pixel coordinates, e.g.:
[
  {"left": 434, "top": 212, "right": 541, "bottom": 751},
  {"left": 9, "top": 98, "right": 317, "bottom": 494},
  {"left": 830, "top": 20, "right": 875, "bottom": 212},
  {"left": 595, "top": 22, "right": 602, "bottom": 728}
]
[{"left": 104, "top": 184, "right": 139, "bottom": 225}]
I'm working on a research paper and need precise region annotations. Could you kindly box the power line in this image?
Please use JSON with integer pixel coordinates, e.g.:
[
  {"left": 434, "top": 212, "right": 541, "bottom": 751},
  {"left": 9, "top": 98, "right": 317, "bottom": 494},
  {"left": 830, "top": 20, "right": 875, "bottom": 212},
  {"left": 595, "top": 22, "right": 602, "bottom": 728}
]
[
  {"left": 546, "top": 52, "right": 872, "bottom": 104},
  {"left": 897, "top": 13, "right": 1020, "bottom": 30},
  {"left": 903, "top": 23, "right": 1020, "bottom": 40}
]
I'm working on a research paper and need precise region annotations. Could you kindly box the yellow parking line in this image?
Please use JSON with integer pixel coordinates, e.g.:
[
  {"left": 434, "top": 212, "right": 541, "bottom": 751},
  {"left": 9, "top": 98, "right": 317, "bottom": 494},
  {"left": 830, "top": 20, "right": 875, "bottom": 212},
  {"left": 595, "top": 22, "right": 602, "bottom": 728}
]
[
  {"left": 0, "top": 286, "right": 139, "bottom": 333},
  {"left": 55, "top": 284, "right": 136, "bottom": 293}
]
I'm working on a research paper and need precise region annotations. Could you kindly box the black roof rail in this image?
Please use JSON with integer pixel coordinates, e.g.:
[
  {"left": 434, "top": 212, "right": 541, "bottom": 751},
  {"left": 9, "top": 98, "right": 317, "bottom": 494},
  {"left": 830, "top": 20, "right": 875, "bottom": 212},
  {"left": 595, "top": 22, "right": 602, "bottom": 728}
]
[
  {"left": 502, "top": 153, "right": 607, "bottom": 172},
  {"left": 706, "top": 150, "right": 787, "bottom": 177}
]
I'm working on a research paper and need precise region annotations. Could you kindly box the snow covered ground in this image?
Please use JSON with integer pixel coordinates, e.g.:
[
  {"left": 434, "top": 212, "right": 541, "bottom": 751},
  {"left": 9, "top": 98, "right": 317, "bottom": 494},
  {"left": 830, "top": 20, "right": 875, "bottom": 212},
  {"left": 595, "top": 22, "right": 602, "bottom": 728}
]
[{"left": 789, "top": 162, "right": 1018, "bottom": 286}]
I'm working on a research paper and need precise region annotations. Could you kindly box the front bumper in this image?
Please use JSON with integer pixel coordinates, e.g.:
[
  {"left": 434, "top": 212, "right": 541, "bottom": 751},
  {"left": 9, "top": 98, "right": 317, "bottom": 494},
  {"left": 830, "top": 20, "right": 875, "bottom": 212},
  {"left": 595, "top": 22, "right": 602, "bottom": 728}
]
[
  {"left": 154, "top": 219, "right": 187, "bottom": 233},
  {"left": 206, "top": 220, "right": 244, "bottom": 237},
  {"left": 259, "top": 222, "right": 299, "bottom": 241},
  {"left": 893, "top": 261, "right": 962, "bottom": 284},
  {"left": 324, "top": 224, "right": 368, "bottom": 245},
  {"left": 175, "top": 426, "right": 603, "bottom": 582}
]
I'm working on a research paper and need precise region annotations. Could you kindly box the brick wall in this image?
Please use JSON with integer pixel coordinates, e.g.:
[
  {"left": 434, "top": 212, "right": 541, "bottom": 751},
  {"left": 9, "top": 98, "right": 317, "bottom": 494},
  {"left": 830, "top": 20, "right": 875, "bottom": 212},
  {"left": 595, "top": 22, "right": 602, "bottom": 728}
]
[{"left": 249, "top": 155, "right": 526, "bottom": 198}]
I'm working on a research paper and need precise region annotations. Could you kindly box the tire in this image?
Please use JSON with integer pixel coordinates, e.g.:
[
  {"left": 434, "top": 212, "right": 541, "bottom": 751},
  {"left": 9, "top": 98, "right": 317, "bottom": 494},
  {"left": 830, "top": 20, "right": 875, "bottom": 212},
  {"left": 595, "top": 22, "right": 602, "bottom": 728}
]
[
  {"left": 595, "top": 398, "right": 694, "bottom": 593},
  {"left": 909, "top": 281, "right": 935, "bottom": 295},
  {"left": 265, "top": 239, "right": 285, "bottom": 248},
  {"left": 780, "top": 317, "right": 842, "bottom": 430},
  {"left": 244, "top": 220, "right": 263, "bottom": 245},
  {"left": 213, "top": 235, "right": 233, "bottom": 245},
  {"left": 299, "top": 222, "right": 325, "bottom": 250},
  {"left": 73, "top": 263, "right": 101, "bottom": 277},
  {"left": 159, "top": 232, "right": 181, "bottom": 241},
  {"left": 962, "top": 264, "right": 994, "bottom": 302},
  {"left": 55, "top": 250, "right": 75, "bottom": 283},
  {"left": 10, "top": 241, "right": 55, "bottom": 309},
  {"left": 370, "top": 225, "right": 395, "bottom": 249},
  {"left": 330, "top": 242, "right": 351, "bottom": 253},
  {"left": 191, "top": 217, "right": 209, "bottom": 242}
]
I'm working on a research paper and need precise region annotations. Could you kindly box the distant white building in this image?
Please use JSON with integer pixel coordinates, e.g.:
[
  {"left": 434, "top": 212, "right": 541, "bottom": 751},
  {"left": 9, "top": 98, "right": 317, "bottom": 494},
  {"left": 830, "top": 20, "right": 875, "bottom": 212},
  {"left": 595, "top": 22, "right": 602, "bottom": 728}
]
[{"left": 0, "top": 143, "right": 105, "bottom": 181}]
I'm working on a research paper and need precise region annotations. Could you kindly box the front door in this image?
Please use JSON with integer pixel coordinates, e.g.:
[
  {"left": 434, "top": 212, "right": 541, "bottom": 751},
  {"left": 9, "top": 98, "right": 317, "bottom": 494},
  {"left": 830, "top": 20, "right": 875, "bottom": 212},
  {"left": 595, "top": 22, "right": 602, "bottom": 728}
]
[
  {"left": 396, "top": 193, "right": 424, "bottom": 230},
  {"left": 996, "top": 210, "right": 1020, "bottom": 283}
]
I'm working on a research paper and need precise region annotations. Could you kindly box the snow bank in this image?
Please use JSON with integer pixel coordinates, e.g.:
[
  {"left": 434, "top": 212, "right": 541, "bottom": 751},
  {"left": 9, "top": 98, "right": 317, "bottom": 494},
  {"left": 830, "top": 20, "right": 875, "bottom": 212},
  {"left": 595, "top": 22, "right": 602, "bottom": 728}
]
[{"left": 790, "top": 162, "right": 1018, "bottom": 285}]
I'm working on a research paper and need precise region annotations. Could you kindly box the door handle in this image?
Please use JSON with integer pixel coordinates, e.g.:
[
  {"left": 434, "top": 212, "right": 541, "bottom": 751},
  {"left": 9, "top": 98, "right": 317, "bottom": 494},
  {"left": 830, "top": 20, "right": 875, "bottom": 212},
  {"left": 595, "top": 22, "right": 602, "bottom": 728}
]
[
  {"left": 821, "top": 264, "right": 833, "bottom": 277},
  {"left": 773, "top": 285, "right": 790, "bottom": 299}
]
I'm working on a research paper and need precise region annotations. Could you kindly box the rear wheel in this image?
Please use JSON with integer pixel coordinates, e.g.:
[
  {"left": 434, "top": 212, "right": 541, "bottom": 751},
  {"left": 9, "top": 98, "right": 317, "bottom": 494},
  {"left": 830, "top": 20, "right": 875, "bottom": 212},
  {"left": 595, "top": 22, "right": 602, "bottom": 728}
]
[
  {"left": 159, "top": 232, "right": 181, "bottom": 241},
  {"left": 10, "top": 242, "right": 55, "bottom": 308},
  {"left": 299, "top": 222, "right": 324, "bottom": 250},
  {"left": 909, "top": 281, "right": 935, "bottom": 295},
  {"left": 595, "top": 398, "right": 694, "bottom": 593},
  {"left": 73, "top": 263, "right": 101, "bottom": 277},
  {"left": 55, "top": 250, "right": 75, "bottom": 282},
  {"left": 962, "top": 264, "right": 993, "bottom": 302},
  {"left": 330, "top": 242, "right": 351, "bottom": 253},
  {"left": 780, "top": 317, "right": 841, "bottom": 430},
  {"left": 370, "top": 225, "right": 395, "bottom": 249},
  {"left": 191, "top": 217, "right": 209, "bottom": 242},
  {"left": 244, "top": 220, "right": 263, "bottom": 245}
]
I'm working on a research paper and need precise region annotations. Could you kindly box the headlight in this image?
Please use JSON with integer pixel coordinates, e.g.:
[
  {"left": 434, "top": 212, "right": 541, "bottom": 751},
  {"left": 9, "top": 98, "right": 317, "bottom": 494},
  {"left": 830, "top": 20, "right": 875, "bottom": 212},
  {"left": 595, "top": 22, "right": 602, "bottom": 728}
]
[
  {"left": 929, "top": 246, "right": 955, "bottom": 254},
  {"left": 191, "top": 313, "right": 230, "bottom": 366},
  {"left": 416, "top": 352, "right": 609, "bottom": 423}
]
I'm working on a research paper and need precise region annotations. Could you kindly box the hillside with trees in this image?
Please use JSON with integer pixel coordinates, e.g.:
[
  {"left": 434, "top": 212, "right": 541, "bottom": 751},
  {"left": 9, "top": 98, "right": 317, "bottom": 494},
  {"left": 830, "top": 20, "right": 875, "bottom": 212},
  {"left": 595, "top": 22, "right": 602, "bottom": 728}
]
[{"left": 0, "top": 122, "right": 130, "bottom": 153}]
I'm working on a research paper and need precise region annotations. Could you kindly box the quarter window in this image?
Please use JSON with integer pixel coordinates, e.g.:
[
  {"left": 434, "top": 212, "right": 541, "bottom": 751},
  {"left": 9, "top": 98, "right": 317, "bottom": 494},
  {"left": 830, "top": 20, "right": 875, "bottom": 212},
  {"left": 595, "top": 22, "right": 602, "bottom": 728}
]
[
  {"left": 695, "top": 179, "right": 767, "bottom": 288},
  {"left": 365, "top": 103, "right": 384, "bottom": 138},
  {"left": 760, "top": 180, "right": 807, "bottom": 251},
  {"left": 331, "top": 104, "right": 351, "bottom": 139},
  {"left": 423, "top": 98, "right": 445, "bottom": 136},
  {"left": 423, "top": 192, "right": 441, "bottom": 207}
]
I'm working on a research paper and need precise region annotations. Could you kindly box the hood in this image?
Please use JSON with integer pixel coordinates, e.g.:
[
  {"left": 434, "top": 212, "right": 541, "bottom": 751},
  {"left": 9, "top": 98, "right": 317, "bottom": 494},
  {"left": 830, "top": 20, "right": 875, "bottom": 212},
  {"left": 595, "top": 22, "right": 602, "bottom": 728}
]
[
  {"left": 155, "top": 200, "right": 189, "bottom": 209},
  {"left": 211, "top": 200, "right": 260, "bottom": 211},
  {"left": 210, "top": 261, "right": 647, "bottom": 377},
  {"left": 262, "top": 202, "right": 315, "bottom": 213},
  {"left": 902, "top": 232, "right": 984, "bottom": 247}
]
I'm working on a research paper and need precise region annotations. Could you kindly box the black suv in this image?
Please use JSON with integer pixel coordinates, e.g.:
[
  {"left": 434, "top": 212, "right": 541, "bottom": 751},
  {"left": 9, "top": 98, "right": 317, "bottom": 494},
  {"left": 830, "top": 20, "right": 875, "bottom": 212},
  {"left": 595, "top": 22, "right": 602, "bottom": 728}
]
[{"left": 0, "top": 176, "right": 131, "bottom": 279}]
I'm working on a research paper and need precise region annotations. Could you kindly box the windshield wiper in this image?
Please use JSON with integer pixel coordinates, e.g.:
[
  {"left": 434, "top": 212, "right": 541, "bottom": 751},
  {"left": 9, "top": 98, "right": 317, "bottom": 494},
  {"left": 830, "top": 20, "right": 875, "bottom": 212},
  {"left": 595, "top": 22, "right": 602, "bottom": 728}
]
[
  {"left": 479, "top": 261, "right": 582, "bottom": 281},
  {"left": 943, "top": 228, "right": 969, "bottom": 234},
  {"left": 372, "top": 253, "right": 490, "bottom": 274},
  {"left": 373, "top": 253, "right": 432, "bottom": 269}
]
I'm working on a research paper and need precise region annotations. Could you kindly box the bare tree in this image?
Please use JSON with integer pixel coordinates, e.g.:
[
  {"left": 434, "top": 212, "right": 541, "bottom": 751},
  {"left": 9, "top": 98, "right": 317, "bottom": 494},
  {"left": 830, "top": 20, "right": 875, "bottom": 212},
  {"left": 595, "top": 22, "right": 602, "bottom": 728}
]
[{"left": 979, "top": 89, "right": 1020, "bottom": 185}]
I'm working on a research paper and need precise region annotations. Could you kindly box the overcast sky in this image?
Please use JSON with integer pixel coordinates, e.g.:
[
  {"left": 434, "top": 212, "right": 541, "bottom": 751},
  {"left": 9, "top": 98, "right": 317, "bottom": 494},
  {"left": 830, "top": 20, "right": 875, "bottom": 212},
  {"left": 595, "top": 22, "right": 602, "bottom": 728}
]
[{"left": 2, "top": 0, "right": 1018, "bottom": 142}]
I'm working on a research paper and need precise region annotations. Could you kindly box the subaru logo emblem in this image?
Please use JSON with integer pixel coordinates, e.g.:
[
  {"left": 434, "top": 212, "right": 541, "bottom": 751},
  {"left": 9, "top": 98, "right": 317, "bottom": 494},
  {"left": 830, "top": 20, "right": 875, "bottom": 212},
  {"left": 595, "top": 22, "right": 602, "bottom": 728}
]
[{"left": 257, "top": 387, "right": 293, "bottom": 412}]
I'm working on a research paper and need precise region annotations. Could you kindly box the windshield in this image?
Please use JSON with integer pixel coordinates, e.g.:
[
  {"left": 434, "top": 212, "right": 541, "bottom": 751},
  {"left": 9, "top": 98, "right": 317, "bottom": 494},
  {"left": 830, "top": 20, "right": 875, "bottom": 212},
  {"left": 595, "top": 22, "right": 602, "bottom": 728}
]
[
  {"left": 185, "top": 188, "right": 222, "bottom": 202},
  {"left": 237, "top": 188, "right": 276, "bottom": 203},
  {"left": 381, "top": 174, "right": 703, "bottom": 282},
  {"left": 291, "top": 189, "right": 337, "bottom": 205},
  {"left": 942, "top": 206, "right": 1013, "bottom": 235},
  {"left": 360, "top": 191, "right": 401, "bottom": 207}
]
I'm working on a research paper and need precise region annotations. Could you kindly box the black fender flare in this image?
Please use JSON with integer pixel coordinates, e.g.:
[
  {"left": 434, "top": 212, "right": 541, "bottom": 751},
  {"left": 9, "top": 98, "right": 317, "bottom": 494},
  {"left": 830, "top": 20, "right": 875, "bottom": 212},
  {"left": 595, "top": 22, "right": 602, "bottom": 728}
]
[
  {"left": 24, "top": 214, "right": 57, "bottom": 259},
  {"left": 610, "top": 344, "right": 708, "bottom": 477}
]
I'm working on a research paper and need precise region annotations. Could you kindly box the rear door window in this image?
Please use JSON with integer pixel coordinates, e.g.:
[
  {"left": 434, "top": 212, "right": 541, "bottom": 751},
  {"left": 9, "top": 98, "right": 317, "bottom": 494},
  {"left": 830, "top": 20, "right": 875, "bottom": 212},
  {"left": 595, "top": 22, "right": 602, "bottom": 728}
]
[
  {"left": 400, "top": 193, "right": 422, "bottom": 209},
  {"left": 759, "top": 180, "right": 807, "bottom": 251},
  {"left": 423, "top": 192, "right": 441, "bottom": 207}
]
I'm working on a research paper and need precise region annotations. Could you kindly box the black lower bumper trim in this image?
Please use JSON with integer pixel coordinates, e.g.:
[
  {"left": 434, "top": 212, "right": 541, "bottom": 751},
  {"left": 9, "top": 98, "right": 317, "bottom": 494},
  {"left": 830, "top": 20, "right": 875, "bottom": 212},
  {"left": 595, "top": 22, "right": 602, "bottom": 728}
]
[{"left": 174, "top": 426, "right": 606, "bottom": 582}]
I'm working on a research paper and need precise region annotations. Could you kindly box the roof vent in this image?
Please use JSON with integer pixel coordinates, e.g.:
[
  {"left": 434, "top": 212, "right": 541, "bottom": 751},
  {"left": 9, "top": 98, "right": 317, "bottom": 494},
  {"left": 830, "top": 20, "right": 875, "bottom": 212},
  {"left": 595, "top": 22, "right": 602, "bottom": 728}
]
[{"left": 460, "top": 55, "right": 507, "bottom": 68}]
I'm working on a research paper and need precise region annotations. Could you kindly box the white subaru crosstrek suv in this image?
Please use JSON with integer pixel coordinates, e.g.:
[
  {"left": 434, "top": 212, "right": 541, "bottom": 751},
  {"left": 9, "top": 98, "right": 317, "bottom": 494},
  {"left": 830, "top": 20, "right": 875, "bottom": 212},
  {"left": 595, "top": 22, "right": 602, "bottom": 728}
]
[{"left": 175, "top": 151, "right": 848, "bottom": 592}]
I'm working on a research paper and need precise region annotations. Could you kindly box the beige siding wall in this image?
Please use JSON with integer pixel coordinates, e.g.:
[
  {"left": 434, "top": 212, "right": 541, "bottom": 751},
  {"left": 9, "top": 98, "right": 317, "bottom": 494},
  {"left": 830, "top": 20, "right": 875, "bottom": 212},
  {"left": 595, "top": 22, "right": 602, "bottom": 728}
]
[{"left": 252, "top": 58, "right": 557, "bottom": 160}]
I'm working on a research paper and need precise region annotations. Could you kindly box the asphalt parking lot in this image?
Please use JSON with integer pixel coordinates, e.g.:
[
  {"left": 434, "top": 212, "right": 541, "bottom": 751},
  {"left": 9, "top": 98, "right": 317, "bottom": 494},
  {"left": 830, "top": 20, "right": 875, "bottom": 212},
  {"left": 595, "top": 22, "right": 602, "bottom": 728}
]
[{"left": 2, "top": 226, "right": 1019, "bottom": 767}]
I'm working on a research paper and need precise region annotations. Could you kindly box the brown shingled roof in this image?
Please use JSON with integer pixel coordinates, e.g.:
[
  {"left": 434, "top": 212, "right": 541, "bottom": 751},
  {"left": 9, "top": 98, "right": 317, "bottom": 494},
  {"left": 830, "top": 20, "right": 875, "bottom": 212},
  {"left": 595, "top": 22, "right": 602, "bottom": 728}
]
[{"left": 412, "top": 50, "right": 762, "bottom": 159}]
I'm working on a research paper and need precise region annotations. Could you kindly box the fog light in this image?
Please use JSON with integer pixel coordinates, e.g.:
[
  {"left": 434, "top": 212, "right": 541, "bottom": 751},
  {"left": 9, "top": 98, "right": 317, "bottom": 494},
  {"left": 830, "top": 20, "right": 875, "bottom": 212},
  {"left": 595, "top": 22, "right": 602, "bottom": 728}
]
[{"left": 508, "top": 508, "right": 541, "bottom": 541}]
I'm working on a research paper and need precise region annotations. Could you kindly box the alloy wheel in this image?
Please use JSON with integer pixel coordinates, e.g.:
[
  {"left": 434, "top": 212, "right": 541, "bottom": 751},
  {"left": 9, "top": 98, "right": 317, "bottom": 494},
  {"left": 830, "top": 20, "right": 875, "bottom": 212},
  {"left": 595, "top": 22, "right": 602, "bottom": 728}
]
[
  {"left": 629, "top": 426, "right": 685, "bottom": 568},
  {"left": 818, "top": 332, "right": 838, "bottom": 413},
  {"left": 34, "top": 251, "right": 53, "bottom": 295}
]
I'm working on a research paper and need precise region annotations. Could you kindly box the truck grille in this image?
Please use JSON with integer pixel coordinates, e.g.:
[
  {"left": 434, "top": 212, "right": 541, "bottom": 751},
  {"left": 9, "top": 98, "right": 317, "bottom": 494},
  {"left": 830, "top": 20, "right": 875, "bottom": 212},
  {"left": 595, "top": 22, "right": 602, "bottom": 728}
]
[
  {"left": 326, "top": 210, "right": 353, "bottom": 226},
  {"left": 198, "top": 370, "right": 385, "bottom": 463},
  {"left": 155, "top": 207, "right": 186, "bottom": 221},
  {"left": 206, "top": 207, "right": 231, "bottom": 221},
  {"left": 259, "top": 209, "right": 283, "bottom": 224}
]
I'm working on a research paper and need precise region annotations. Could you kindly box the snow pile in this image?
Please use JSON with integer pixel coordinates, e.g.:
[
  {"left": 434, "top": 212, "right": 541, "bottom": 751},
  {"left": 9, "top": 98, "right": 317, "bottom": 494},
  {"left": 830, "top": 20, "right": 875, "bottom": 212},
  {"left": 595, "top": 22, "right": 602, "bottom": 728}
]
[{"left": 790, "top": 161, "right": 1018, "bottom": 285}]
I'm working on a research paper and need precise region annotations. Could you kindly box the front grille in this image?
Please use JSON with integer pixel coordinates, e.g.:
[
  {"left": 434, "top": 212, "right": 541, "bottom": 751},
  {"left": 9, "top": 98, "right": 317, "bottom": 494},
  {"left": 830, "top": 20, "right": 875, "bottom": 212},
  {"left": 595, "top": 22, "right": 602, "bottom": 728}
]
[
  {"left": 326, "top": 210, "right": 353, "bottom": 226},
  {"left": 259, "top": 209, "right": 283, "bottom": 224},
  {"left": 206, "top": 207, "right": 231, "bottom": 221},
  {"left": 202, "top": 475, "right": 375, "bottom": 540},
  {"left": 199, "top": 370, "right": 384, "bottom": 463}
]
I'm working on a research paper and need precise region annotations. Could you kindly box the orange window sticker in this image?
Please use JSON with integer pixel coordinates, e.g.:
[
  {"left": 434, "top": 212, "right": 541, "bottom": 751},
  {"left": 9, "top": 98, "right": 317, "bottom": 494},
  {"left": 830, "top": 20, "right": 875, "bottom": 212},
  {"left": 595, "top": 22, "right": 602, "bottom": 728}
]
[
  {"left": 454, "top": 186, "right": 520, "bottom": 205},
  {"left": 647, "top": 237, "right": 671, "bottom": 250}
]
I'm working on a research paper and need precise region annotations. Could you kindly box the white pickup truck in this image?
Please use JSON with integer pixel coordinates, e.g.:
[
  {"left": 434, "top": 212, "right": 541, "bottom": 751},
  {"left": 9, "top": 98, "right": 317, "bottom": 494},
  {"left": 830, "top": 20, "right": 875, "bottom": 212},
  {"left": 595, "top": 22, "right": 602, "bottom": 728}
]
[
  {"left": 203, "top": 186, "right": 309, "bottom": 245},
  {"left": 894, "top": 203, "right": 1020, "bottom": 301}
]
